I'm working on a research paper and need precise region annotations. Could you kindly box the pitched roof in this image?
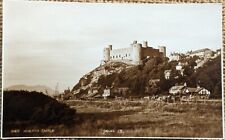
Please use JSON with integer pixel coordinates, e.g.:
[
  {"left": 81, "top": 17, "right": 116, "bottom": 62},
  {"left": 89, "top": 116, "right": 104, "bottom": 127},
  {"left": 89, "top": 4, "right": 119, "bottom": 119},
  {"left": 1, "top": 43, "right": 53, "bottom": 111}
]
[
  {"left": 164, "top": 70, "right": 172, "bottom": 73},
  {"left": 195, "top": 88, "right": 203, "bottom": 93},
  {"left": 187, "top": 87, "right": 197, "bottom": 93},
  {"left": 170, "top": 85, "right": 185, "bottom": 90},
  {"left": 190, "top": 48, "right": 211, "bottom": 54},
  {"left": 186, "top": 87, "right": 203, "bottom": 93},
  {"left": 169, "top": 86, "right": 186, "bottom": 94}
]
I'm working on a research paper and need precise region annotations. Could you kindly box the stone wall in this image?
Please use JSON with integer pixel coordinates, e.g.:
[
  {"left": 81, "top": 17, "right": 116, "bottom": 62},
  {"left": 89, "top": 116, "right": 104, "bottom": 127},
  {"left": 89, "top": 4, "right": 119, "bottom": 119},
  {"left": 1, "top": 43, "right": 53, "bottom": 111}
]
[
  {"left": 103, "top": 41, "right": 165, "bottom": 65},
  {"left": 110, "top": 47, "right": 133, "bottom": 61}
]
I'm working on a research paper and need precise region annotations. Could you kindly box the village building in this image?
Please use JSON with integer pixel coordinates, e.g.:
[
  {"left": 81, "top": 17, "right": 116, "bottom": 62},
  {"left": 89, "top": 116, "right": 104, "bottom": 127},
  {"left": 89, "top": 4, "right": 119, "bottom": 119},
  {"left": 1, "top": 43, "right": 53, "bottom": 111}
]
[
  {"left": 169, "top": 85, "right": 186, "bottom": 95},
  {"left": 187, "top": 48, "right": 213, "bottom": 58},
  {"left": 164, "top": 70, "right": 172, "bottom": 79},
  {"left": 184, "top": 87, "right": 210, "bottom": 99},
  {"left": 102, "top": 88, "right": 111, "bottom": 99},
  {"left": 102, "top": 41, "right": 166, "bottom": 65},
  {"left": 176, "top": 63, "right": 182, "bottom": 71},
  {"left": 112, "top": 87, "right": 130, "bottom": 96},
  {"left": 169, "top": 53, "right": 181, "bottom": 61},
  {"left": 169, "top": 84, "right": 210, "bottom": 99},
  {"left": 194, "top": 58, "right": 208, "bottom": 70},
  {"left": 175, "top": 62, "right": 187, "bottom": 76}
]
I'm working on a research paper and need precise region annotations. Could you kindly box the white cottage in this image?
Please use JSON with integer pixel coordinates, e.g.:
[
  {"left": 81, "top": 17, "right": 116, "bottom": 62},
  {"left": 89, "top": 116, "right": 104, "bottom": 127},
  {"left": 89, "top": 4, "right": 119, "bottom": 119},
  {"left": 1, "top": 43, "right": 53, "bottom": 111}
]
[{"left": 102, "top": 88, "right": 111, "bottom": 99}]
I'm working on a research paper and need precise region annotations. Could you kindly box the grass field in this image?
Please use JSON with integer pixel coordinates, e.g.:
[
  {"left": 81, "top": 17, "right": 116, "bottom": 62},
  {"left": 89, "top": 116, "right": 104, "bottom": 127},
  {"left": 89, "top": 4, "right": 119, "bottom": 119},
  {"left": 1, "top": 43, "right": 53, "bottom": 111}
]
[
  {"left": 5, "top": 99, "right": 222, "bottom": 138},
  {"left": 59, "top": 99, "right": 222, "bottom": 137}
]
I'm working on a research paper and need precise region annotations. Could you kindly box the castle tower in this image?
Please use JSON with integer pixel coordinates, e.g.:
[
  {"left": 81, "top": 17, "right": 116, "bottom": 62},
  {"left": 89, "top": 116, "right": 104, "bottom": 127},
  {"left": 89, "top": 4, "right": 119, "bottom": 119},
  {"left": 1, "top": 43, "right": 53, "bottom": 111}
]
[
  {"left": 103, "top": 47, "right": 110, "bottom": 61},
  {"left": 108, "top": 45, "right": 112, "bottom": 50},
  {"left": 158, "top": 46, "right": 166, "bottom": 57},
  {"left": 133, "top": 43, "right": 142, "bottom": 65},
  {"left": 130, "top": 41, "right": 137, "bottom": 48},
  {"left": 133, "top": 40, "right": 137, "bottom": 44},
  {"left": 143, "top": 41, "right": 148, "bottom": 48}
]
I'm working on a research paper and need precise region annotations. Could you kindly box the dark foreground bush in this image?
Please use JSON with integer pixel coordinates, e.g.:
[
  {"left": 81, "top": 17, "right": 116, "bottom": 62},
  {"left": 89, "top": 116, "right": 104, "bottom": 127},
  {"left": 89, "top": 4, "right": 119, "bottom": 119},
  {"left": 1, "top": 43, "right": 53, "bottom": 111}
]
[{"left": 3, "top": 90, "right": 76, "bottom": 125}]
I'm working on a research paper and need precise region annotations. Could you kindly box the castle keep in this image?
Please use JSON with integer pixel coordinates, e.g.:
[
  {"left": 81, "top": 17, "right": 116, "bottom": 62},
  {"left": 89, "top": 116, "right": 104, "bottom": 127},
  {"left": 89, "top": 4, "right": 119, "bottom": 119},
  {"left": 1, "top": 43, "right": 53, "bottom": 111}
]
[{"left": 103, "top": 41, "right": 166, "bottom": 65}]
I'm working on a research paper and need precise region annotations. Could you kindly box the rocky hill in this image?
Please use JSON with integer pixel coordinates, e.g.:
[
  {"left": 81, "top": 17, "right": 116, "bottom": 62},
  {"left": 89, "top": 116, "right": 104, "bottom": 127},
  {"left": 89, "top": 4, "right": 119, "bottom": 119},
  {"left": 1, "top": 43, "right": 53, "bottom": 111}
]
[
  {"left": 72, "top": 61, "right": 134, "bottom": 98},
  {"left": 72, "top": 56, "right": 168, "bottom": 98},
  {"left": 71, "top": 55, "right": 221, "bottom": 99}
]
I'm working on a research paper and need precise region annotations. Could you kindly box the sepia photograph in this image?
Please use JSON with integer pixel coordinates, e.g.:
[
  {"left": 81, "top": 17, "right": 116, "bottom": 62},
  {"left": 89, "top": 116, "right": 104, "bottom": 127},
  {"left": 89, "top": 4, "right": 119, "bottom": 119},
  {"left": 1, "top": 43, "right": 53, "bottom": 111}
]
[{"left": 2, "top": 0, "right": 223, "bottom": 138}]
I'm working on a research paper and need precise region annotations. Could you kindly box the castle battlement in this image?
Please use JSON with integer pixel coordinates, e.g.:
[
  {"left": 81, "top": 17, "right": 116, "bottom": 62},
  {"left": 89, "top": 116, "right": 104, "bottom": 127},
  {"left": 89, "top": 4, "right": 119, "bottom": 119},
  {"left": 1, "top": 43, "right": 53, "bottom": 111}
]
[{"left": 102, "top": 41, "right": 166, "bottom": 65}]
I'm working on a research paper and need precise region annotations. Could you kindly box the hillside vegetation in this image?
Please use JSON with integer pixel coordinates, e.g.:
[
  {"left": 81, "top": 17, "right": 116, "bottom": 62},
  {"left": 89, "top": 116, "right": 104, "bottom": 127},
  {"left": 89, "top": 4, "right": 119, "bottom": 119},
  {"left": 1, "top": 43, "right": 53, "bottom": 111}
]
[
  {"left": 3, "top": 90, "right": 76, "bottom": 137},
  {"left": 3, "top": 90, "right": 76, "bottom": 125},
  {"left": 5, "top": 84, "right": 56, "bottom": 97},
  {"left": 72, "top": 55, "right": 221, "bottom": 99}
]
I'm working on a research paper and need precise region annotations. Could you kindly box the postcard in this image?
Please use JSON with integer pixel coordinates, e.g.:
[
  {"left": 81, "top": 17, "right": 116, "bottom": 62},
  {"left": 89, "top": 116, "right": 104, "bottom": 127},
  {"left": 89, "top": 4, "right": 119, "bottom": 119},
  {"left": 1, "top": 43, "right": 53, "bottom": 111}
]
[{"left": 2, "top": 0, "right": 223, "bottom": 138}]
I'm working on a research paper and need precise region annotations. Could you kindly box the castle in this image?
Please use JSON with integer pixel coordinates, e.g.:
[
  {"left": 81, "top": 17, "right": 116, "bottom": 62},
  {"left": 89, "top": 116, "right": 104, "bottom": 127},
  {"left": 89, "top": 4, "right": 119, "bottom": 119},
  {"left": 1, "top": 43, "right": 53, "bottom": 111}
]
[{"left": 102, "top": 41, "right": 166, "bottom": 65}]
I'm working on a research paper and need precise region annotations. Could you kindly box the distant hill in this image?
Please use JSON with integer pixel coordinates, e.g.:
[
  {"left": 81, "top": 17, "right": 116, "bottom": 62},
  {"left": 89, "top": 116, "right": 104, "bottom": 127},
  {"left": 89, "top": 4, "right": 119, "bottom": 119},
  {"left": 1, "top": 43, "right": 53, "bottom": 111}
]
[{"left": 5, "top": 84, "right": 57, "bottom": 97}]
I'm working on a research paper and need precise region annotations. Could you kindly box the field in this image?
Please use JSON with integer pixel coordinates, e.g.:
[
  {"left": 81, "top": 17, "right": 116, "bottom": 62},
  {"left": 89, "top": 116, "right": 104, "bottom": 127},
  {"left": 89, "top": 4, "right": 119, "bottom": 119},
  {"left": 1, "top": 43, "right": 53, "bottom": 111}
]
[
  {"left": 5, "top": 99, "right": 222, "bottom": 138},
  {"left": 56, "top": 99, "right": 222, "bottom": 137}
]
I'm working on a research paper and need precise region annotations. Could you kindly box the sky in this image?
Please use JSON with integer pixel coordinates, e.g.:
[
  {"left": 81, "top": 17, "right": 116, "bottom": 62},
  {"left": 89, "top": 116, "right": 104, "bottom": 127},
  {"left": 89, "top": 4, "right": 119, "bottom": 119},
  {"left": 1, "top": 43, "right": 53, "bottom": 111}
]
[{"left": 3, "top": 1, "right": 222, "bottom": 91}]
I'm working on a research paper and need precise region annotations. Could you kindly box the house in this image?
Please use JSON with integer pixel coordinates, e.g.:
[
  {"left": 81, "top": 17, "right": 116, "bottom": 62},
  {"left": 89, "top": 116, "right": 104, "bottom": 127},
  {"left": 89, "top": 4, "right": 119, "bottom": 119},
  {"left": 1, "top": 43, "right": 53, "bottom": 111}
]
[
  {"left": 187, "top": 48, "right": 213, "bottom": 58},
  {"left": 176, "top": 62, "right": 183, "bottom": 70},
  {"left": 102, "top": 88, "right": 111, "bottom": 99},
  {"left": 169, "top": 53, "right": 181, "bottom": 61},
  {"left": 180, "top": 69, "right": 185, "bottom": 76},
  {"left": 169, "top": 83, "right": 211, "bottom": 100},
  {"left": 112, "top": 87, "right": 130, "bottom": 96},
  {"left": 164, "top": 70, "right": 172, "bottom": 79},
  {"left": 185, "top": 87, "right": 210, "bottom": 99},
  {"left": 169, "top": 85, "right": 186, "bottom": 95},
  {"left": 175, "top": 62, "right": 187, "bottom": 76}
]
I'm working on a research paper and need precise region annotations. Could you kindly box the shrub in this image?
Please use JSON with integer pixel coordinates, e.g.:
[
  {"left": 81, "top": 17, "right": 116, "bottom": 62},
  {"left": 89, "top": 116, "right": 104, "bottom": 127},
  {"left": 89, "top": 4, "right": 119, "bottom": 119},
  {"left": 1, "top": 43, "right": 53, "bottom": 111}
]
[{"left": 3, "top": 90, "right": 76, "bottom": 125}]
